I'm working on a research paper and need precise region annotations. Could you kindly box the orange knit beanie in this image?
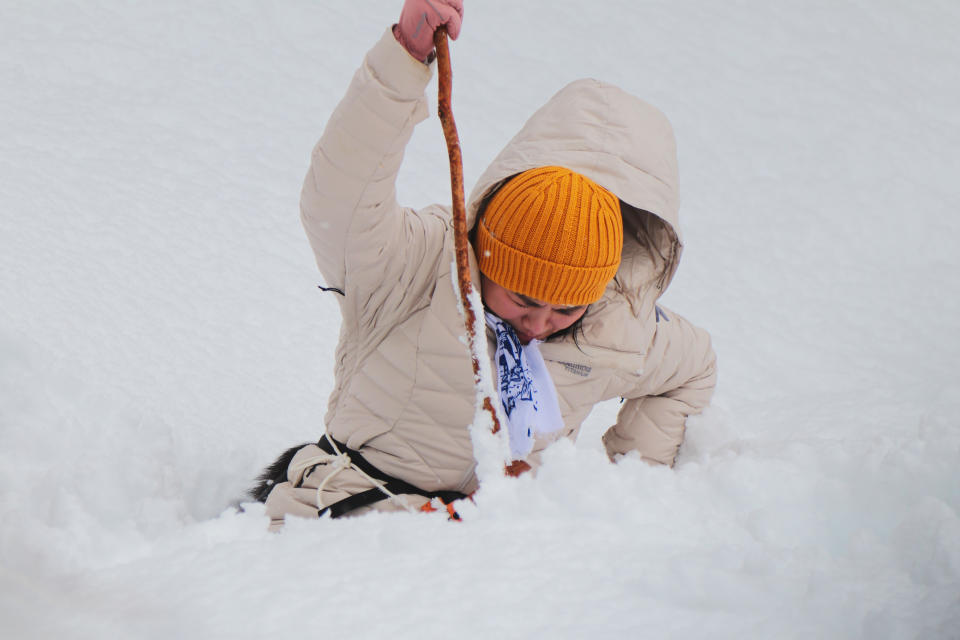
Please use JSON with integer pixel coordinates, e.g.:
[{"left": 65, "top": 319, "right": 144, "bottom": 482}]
[{"left": 476, "top": 166, "right": 623, "bottom": 306}]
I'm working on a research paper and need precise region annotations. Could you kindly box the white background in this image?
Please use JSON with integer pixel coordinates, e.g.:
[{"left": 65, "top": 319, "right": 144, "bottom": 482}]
[{"left": 2, "top": 1, "right": 958, "bottom": 637}]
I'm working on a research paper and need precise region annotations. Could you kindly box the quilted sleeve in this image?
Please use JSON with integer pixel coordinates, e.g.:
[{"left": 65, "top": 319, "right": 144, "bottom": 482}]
[
  {"left": 300, "top": 28, "right": 448, "bottom": 331},
  {"left": 602, "top": 306, "right": 717, "bottom": 466}
]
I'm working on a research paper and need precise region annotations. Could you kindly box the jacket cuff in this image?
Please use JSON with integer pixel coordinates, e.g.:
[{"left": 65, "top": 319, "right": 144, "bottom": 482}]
[{"left": 366, "top": 26, "right": 434, "bottom": 101}]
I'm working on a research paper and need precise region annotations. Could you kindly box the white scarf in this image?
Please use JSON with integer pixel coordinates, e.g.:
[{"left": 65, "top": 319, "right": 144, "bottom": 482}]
[{"left": 485, "top": 312, "right": 564, "bottom": 459}]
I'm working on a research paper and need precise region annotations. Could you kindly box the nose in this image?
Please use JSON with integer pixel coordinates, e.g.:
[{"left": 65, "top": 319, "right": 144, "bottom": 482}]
[{"left": 522, "top": 307, "right": 551, "bottom": 337}]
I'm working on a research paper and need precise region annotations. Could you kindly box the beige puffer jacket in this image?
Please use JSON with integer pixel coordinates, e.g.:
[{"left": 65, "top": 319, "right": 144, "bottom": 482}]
[{"left": 265, "top": 29, "right": 716, "bottom": 524}]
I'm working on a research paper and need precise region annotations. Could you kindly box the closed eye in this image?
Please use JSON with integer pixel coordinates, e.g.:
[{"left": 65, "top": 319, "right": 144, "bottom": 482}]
[
  {"left": 556, "top": 306, "right": 585, "bottom": 316},
  {"left": 511, "top": 294, "right": 543, "bottom": 309},
  {"left": 510, "top": 293, "right": 583, "bottom": 316}
]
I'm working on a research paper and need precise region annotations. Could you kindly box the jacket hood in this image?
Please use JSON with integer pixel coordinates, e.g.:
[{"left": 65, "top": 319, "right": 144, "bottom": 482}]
[{"left": 467, "top": 79, "right": 683, "bottom": 309}]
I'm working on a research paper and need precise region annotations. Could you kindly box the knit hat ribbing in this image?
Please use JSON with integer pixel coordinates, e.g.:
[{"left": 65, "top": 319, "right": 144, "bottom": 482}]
[{"left": 476, "top": 166, "right": 623, "bottom": 306}]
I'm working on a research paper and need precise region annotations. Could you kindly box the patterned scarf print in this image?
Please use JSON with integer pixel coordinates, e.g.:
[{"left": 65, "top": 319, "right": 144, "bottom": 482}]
[{"left": 485, "top": 312, "right": 563, "bottom": 459}]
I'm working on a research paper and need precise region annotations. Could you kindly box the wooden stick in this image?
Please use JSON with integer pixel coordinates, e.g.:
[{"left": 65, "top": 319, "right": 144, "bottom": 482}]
[{"left": 433, "top": 29, "right": 520, "bottom": 468}]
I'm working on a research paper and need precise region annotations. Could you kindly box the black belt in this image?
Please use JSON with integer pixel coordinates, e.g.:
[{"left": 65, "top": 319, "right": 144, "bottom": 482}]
[{"left": 314, "top": 434, "right": 468, "bottom": 519}]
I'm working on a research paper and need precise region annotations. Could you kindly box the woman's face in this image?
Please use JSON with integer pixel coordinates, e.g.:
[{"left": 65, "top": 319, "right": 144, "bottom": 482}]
[{"left": 480, "top": 275, "right": 587, "bottom": 345}]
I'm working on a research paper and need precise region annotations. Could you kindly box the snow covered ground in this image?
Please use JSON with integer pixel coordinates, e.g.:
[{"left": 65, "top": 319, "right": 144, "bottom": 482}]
[{"left": 2, "top": 1, "right": 959, "bottom": 637}]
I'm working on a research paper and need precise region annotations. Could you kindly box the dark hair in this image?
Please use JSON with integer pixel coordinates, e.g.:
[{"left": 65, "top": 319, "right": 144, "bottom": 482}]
[{"left": 544, "top": 306, "right": 588, "bottom": 344}]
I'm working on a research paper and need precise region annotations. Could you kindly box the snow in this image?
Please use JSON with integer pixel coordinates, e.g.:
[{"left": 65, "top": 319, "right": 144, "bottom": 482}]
[
  {"left": 452, "top": 262, "right": 512, "bottom": 481},
  {"left": 2, "top": 1, "right": 959, "bottom": 637}
]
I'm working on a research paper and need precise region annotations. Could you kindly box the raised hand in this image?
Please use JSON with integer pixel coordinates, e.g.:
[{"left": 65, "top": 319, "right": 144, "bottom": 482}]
[{"left": 393, "top": 0, "right": 464, "bottom": 62}]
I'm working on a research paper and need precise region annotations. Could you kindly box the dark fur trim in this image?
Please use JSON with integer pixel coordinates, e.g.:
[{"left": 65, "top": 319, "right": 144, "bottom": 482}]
[{"left": 248, "top": 443, "right": 311, "bottom": 503}]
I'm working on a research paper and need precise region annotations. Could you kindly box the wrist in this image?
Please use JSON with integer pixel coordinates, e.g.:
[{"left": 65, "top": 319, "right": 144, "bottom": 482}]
[
  {"left": 372, "top": 27, "right": 435, "bottom": 98},
  {"left": 392, "top": 22, "right": 434, "bottom": 64}
]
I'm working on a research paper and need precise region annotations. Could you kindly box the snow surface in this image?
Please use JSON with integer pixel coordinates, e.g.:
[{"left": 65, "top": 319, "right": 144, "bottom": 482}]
[{"left": 2, "top": 1, "right": 959, "bottom": 638}]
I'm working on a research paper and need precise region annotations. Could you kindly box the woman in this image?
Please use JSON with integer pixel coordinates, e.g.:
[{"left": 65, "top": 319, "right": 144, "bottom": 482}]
[{"left": 255, "top": 0, "right": 716, "bottom": 527}]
